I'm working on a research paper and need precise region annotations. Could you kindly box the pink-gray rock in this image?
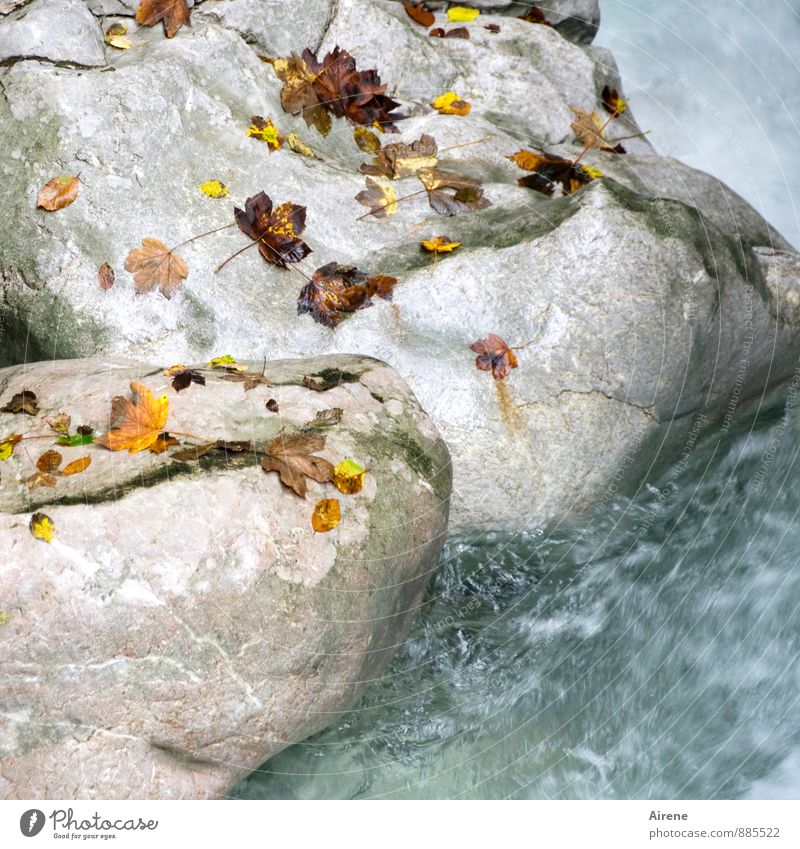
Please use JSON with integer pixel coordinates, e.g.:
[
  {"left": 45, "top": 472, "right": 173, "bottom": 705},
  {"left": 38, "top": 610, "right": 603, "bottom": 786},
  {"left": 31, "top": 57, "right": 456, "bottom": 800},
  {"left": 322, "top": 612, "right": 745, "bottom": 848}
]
[{"left": 0, "top": 354, "right": 451, "bottom": 798}]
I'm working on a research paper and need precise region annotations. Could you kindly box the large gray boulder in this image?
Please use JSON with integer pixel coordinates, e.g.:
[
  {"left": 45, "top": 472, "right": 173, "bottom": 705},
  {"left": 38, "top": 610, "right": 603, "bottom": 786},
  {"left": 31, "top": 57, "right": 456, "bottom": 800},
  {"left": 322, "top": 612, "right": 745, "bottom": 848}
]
[
  {"left": 0, "top": 0, "right": 797, "bottom": 533},
  {"left": 0, "top": 354, "right": 450, "bottom": 799}
]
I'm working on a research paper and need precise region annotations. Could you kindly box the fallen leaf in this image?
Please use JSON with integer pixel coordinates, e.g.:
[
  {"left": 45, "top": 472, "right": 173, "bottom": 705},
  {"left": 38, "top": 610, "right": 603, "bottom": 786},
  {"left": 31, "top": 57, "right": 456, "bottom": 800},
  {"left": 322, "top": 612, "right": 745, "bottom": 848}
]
[
  {"left": 602, "top": 84, "right": 627, "bottom": 115},
  {"left": 55, "top": 428, "right": 95, "bottom": 447},
  {"left": 0, "top": 434, "right": 22, "bottom": 461},
  {"left": 355, "top": 176, "right": 398, "bottom": 218},
  {"left": 1, "top": 390, "right": 39, "bottom": 416},
  {"left": 270, "top": 53, "right": 331, "bottom": 135},
  {"left": 61, "top": 456, "right": 92, "bottom": 476},
  {"left": 148, "top": 433, "right": 180, "bottom": 454},
  {"left": 221, "top": 362, "right": 269, "bottom": 391},
  {"left": 353, "top": 126, "right": 382, "bottom": 153},
  {"left": 135, "top": 0, "right": 190, "bottom": 38},
  {"left": 508, "top": 149, "right": 597, "bottom": 196},
  {"left": 45, "top": 412, "right": 70, "bottom": 436},
  {"left": 298, "top": 262, "right": 384, "bottom": 327},
  {"left": 286, "top": 132, "right": 317, "bottom": 158},
  {"left": 570, "top": 105, "right": 625, "bottom": 153},
  {"left": 233, "top": 192, "right": 311, "bottom": 267},
  {"left": 36, "top": 176, "right": 79, "bottom": 211},
  {"left": 418, "top": 167, "right": 491, "bottom": 215},
  {"left": 98, "top": 262, "right": 115, "bottom": 290},
  {"left": 333, "top": 458, "right": 366, "bottom": 494},
  {"left": 208, "top": 354, "right": 243, "bottom": 370},
  {"left": 261, "top": 430, "right": 334, "bottom": 497},
  {"left": 311, "top": 498, "right": 341, "bottom": 532},
  {"left": 216, "top": 439, "right": 255, "bottom": 454},
  {"left": 431, "top": 91, "right": 471, "bottom": 115},
  {"left": 266, "top": 398, "right": 279, "bottom": 413},
  {"left": 519, "top": 5, "right": 550, "bottom": 24},
  {"left": 247, "top": 116, "right": 283, "bottom": 152},
  {"left": 430, "top": 26, "right": 470, "bottom": 38},
  {"left": 484, "top": 23, "right": 500, "bottom": 33},
  {"left": 448, "top": 6, "right": 479, "bottom": 22},
  {"left": 198, "top": 179, "right": 229, "bottom": 198},
  {"left": 36, "top": 450, "right": 62, "bottom": 473},
  {"left": 360, "top": 133, "right": 438, "bottom": 179},
  {"left": 171, "top": 443, "right": 215, "bottom": 461},
  {"left": 105, "top": 23, "right": 131, "bottom": 49},
  {"left": 164, "top": 365, "right": 206, "bottom": 393},
  {"left": 470, "top": 334, "right": 519, "bottom": 380},
  {"left": 26, "top": 471, "right": 58, "bottom": 490},
  {"left": 124, "top": 237, "right": 188, "bottom": 299},
  {"left": 96, "top": 381, "right": 168, "bottom": 454},
  {"left": 421, "top": 235, "right": 461, "bottom": 253},
  {"left": 30, "top": 512, "right": 55, "bottom": 543},
  {"left": 367, "top": 273, "right": 398, "bottom": 300},
  {"left": 306, "top": 407, "right": 343, "bottom": 428},
  {"left": 403, "top": 0, "right": 435, "bottom": 27}
]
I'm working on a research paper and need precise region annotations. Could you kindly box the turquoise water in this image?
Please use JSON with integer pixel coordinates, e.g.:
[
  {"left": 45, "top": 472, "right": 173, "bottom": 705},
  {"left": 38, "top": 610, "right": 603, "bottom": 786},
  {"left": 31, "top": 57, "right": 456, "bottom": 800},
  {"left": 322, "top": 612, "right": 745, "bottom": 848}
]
[
  {"left": 233, "top": 399, "right": 800, "bottom": 798},
  {"left": 232, "top": 2, "right": 800, "bottom": 799}
]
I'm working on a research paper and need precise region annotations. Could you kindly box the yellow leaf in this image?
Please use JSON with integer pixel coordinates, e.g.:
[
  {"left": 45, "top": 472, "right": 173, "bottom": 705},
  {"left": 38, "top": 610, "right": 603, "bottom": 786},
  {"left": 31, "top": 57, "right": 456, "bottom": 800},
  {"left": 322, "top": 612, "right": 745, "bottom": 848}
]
[
  {"left": 353, "top": 126, "right": 382, "bottom": 153},
  {"left": 198, "top": 179, "right": 228, "bottom": 199},
  {"left": 333, "top": 459, "right": 366, "bottom": 494},
  {"left": 447, "top": 6, "right": 480, "bottom": 21},
  {"left": 581, "top": 165, "right": 604, "bottom": 180},
  {"left": 36, "top": 175, "right": 80, "bottom": 211},
  {"left": 311, "top": 498, "right": 341, "bottom": 532},
  {"left": 61, "top": 456, "right": 92, "bottom": 476},
  {"left": 247, "top": 116, "right": 283, "bottom": 151},
  {"left": 106, "top": 34, "right": 131, "bottom": 49},
  {"left": 286, "top": 132, "right": 317, "bottom": 159},
  {"left": 0, "top": 434, "right": 22, "bottom": 461},
  {"left": 355, "top": 177, "right": 399, "bottom": 218},
  {"left": 430, "top": 91, "right": 471, "bottom": 116},
  {"left": 208, "top": 355, "right": 245, "bottom": 371},
  {"left": 507, "top": 149, "right": 547, "bottom": 171},
  {"left": 30, "top": 512, "right": 55, "bottom": 544},
  {"left": 164, "top": 364, "right": 189, "bottom": 376},
  {"left": 421, "top": 236, "right": 461, "bottom": 253}
]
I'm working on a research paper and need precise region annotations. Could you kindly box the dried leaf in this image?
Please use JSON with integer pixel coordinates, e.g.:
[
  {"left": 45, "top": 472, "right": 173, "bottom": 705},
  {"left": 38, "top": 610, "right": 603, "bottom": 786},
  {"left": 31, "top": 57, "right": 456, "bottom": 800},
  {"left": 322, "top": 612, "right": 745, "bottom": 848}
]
[
  {"left": 135, "top": 0, "right": 190, "bottom": 38},
  {"left": 105, "top": 24, "right": 132, "bottom": 49},
  {"left": 26, "top": 471, "right": 58, "bottom": 490},
  {"left": 353, "top": 126, "right": 382, "bottom": 153},
  {"left": 171, "top": 443, "right": 215, "bottom": 461},
  {"left": 266, "top": 399, "right": 280, "bottom": 413},
  {"left": 431, "top": 91, "right": 471, "bottom": 115},
  {"left": 333, "top": 458, "right": 366, "bottom": 494},
  {"left": 484, "top": 23, "right": 500, "bottom": 33},
  {"left": 470, "top": 334, "right": 518, "bottom": 380},
  {"left": 124, "top": 237, "right": 188, "bottom": 299},
  {"left": 208, "top": 354, "right": 243, "bottom": 371},
  {"left": 1, "top": 390, "right": 39, "bottom": 416},
  {"left": 221, "top": 364, "right": 269, "bottom": 391},
  {"left": 30, "top": 512, "right": 55, "bottom": 543},
  {"left": 247, "top": 116, "right": 283, "bottom": 152},
  {"left": 36, "top": 450, "right": 62, "bottom": 473},
  {"left": 355, "top": 177, "right": 398, "bottom": 218},
  {"left": 508, "top": 149, "right": 597, "bottom": 196},
  {"left": 96, "top": 381, "right": 168, "bottom": 454},
  {"left": 447, "top": 6, "right": 479, "bottom": 22},
  {"left": 45, "top": 412, "right": 71, "bottom": 435},
  {"left": 403, "top": 0, "right": 435, "bottom": 26},
  {"left": 418, "top": 167, "right": 491, "bottom": 215},
  {"left": 366, "top": 274, "right": 398, "bottom": 300},
  {"left": 306, "top": 407, "right": 343, "bottom": 428},
  {"left": 519, "top": 5, "right": 550, "bottom": 24},
  {"left": 360, "top": 133, "right": 438, "bottom": 179},
  {"left": 602, "top": 84, "right": 627, "bottom": 115},
  {"left": 98, "top": 262, "right": 115, "bottom": 290},
  {"left": 570, "top": 105, "right": 625, "bottom": 153},
  {"left": 271, "top": 53, "right": 331, "bottom": 135},
  {"left": 198, "top": 179, "right": 229, "bottom": 198},
  {"left": 421, "top": 236, "right": 461, "bottom": 253},
  {"left": 430, "top": 26, "right": 470, "bottom": 38},
  {"left": 286, "top": 132, "right": 317, "bottom": 158},
  {"left": 61, "top": 456, "right": 92, "bottom": 476},
  {"left": 164, "top": 365, "right": 206, "bottom": 393},
  {"left": 148, "top": 433, "right": 179, "bottom": 454},
  {"left": 261, "top": 430, "right": 334, "bottom": 497},
  {"left": 311, "top": 498, "right": 341, "bottom": 532},
  {"left": 233, "top": 192, "right": 311, "bottom": 267},
  {"left": 0, "top": 434, "right": 22, "bottom": 461},
  {"left": 299, "top": 262, "right": 386, "bottom": 327},
  {"left": 36, "top": 176, "right": 79, "bottom": 211}
]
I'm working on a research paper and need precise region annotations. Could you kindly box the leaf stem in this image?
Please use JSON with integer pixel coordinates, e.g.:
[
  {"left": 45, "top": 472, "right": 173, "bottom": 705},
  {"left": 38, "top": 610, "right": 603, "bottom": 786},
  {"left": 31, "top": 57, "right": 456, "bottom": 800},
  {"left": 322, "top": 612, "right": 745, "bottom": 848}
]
[
  {"left": 572, "top": 111, "right": 616, "bottom": 167},
  {"left": 214, "top": 232, "right": 313, "bottom": 281},
  {"left": 171, "top": 222, "right": 236, "bottom": 251},
  {"left": 356, "top": 188, "right": 428, "bottom": 220},
  {"left": 439, "top": 134, "right": 493, "bottom": 154}
]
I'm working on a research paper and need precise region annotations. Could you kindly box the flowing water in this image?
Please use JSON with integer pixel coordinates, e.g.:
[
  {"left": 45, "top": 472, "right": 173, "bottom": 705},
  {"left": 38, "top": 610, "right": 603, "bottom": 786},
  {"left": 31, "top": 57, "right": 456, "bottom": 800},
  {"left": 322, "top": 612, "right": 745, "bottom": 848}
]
[{"left": 232, "top": 2, "right": 800, "bottom": 799}]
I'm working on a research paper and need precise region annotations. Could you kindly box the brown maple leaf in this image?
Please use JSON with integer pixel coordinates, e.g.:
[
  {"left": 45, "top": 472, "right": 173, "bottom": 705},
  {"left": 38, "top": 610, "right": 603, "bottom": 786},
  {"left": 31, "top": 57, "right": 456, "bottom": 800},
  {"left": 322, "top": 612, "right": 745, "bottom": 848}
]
[
  {"left": 261, "top": 430, "right": 334, "bottom": 497},
  {"left": 570, "top": 105, "right": 625, "bottom": 154},
  {"left": 1, "top": 390, "right": 39, "bottom": 416},
  {"left": 470, "top": 334, "right": 519, "bottom": 380},
  {"left": 508, "top": 149, "right": 598, "bottom": 196},
  {"left": 298, "top": 262, "right": 395, "bottom": 327},
  {"left": 270, "top": 52, "right": 332, "bottom": 135},
  {"left": 519, "top": 5, "right": 551, "bottom": 24},
  {"left": 417, "top": 167, "right": 492, "bottom": 216},
  {"left": 96, "top": 381, "right": 169, "bottom": 454},
  {"left": 164, "top": 365, "right": 206, "bottom": 393},
  {"left": 233, "top": 192, "right": 312, "bottom": 267},
  {"left": 360, "top": 133, "right": 438, "bottom": 179},
  {"left": 403, "top": 0, "right": 435, "bottom": 26},
  {"left": 221, "top": 360, "right": 269, "bottom": 391},
  {"left": 124, "top": 238, "right": 188, "bottom": 299},
  {"left": 135, "top": 0, "right": 191, "bottom": 38}
]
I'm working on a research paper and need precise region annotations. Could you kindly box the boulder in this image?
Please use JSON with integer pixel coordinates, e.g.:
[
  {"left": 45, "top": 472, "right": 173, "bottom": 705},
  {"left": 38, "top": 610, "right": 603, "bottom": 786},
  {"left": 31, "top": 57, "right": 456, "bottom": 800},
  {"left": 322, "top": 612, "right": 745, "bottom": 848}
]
[
  {"left": 0, "top": 0, "right": 797, "bottom": 533},
  {"left": 0, "top": 0, "right": 105, "bottom": 67},
  {"left": 0, "top": 354, "right": 451, "bottom": 799}
]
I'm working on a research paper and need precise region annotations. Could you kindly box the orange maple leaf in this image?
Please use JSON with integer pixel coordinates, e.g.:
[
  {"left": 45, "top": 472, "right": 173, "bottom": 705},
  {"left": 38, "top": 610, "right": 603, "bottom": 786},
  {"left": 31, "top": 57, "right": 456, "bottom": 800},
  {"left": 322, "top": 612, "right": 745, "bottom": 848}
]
[{"left": 96, "top": 381, "right": 169, "bottom": 454}]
